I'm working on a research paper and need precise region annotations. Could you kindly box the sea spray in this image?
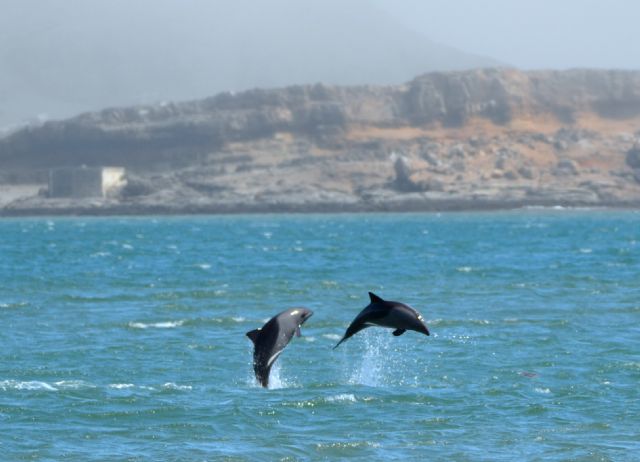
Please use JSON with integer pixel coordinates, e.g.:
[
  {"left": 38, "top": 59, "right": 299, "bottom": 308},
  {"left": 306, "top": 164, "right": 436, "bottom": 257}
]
[{"left": 348, "top": 329, "right": 392, "bottom": 387}]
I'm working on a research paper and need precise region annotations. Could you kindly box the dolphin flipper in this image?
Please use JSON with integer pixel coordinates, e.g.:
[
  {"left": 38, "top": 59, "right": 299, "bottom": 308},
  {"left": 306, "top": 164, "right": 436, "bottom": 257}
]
[{"left": 392, "top": 328, "right": 406, "bottom": 336}]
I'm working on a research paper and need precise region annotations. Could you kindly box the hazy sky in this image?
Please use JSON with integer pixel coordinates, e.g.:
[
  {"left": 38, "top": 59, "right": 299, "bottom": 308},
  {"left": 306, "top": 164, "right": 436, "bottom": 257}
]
[
  {"left": 377, "top": 0, "right": 640, "bottom": 69},
  {"left": 2, "top": 0, "right": 639, "bottom": 127}
]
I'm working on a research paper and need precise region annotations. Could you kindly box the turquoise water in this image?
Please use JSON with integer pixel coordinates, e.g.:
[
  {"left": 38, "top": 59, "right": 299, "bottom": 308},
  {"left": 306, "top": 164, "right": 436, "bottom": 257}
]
[{"left": 1, "top": 211, "right": 639, "bottom": 461}]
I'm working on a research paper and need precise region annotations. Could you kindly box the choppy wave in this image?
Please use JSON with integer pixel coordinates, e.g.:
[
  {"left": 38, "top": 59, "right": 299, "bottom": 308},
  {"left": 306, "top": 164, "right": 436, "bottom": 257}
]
[
  {"left": 162, "top": 382, "right": 193, "bottom": 391},
  {"left": 0, "top": 301, "right": 29, "bottom": 309},
  {"left": 325, "top": 393, "right": 357, "bottom": 403},
  {"left": 283, "top": 393, "right": 359, "bottom": 408},
  {"left": 1, "top": 379, "right": 196, "bottom": 394},
  {"left": 0, "top": 380, "right": 58, "bottom": 391},
  {"left": 108, "top": 383, "right": 134, "bottom": 390},
  {"left": 0, "top": 380, "right": 96, "bottom": 391},
  {"left": 128, "top": 320, "right": 185, "bottom": 329},
  {"left": 323, "top": 333, "right": 342, "bottom": 341}
]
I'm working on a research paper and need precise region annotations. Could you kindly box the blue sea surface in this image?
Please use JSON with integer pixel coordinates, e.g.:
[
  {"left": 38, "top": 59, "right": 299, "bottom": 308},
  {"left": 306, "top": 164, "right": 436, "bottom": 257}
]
[{"left": 1, "top": 211, "right": 639, "bottom": 461}]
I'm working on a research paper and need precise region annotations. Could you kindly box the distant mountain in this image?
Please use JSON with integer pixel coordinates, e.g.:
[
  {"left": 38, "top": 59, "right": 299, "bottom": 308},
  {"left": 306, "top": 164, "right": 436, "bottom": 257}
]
[{"left": 0, "top": 0, "right": 500, "bottom": 128}]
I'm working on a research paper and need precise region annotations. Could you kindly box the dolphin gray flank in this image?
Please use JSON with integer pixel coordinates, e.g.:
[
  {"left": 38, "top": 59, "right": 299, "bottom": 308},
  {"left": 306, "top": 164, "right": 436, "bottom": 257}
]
[
  {"left": 334, "top": 292, "right": 429, "bottom": 349},
  {"left": 246, "top": 307, "right": 314, "bottom": 388}
]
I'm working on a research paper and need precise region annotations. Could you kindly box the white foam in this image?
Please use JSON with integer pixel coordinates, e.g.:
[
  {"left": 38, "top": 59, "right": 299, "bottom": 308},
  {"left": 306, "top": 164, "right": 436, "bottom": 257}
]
[
  {"left": 122, "top": 244, "right": 134, "bottom": 250},
  {"left": 457, "top": 266, "right": 473, "bottom": 272},
  {"left": 197, "top": 263, "right": 211, "bottom": 270},
  {"left": 535, "top": 387, "right": 551, "bottom": 394},
  {"left": 128, "top": 320, "right": 184, "bottom": 329},
  {"left": 232, "top": 317, "right": 245, "bottom": 323},
  {"left": 162, "top": 382, "right": 192, "bottom": 391},
  {"left": 54, "top": 380, "right": 94, "bottom": 390},
  {"left": 325, "top": 393, "right": 357, "bottom": 403},
  {"left": 109, "top": 383, "right": 135, "bottom": 389},
  {"left": 323, "top": 333, "right": 341, "bottom": 341},
  {"left": 0, "top": 380, "right": 57, "bottom": 391}
]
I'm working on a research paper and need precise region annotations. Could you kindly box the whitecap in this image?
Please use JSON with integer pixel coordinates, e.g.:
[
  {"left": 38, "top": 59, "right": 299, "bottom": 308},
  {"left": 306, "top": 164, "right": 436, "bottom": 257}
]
[
  {"left": 54, "top": 380, "right": 95, "bottom": 390},
  {"left": 109, "top": 383, "right": 135, "bottom": 389},
  {"left": 231, "top": 317, "right": 245, "bottom": 323},
  {"left": 128, "top": 320, "right": 185, "bottom": 329},
  {"left": 535, "top": 387, "right": 551, "bottom": 394},
  {"left": 322, "top": 333, "right": 341, "bottom": 341},
  {"left": 162, "top": 382, "right": 192, "bottom": 391},
  {"left": 197, "top": 263, "right": 211, "bottom": 270},
  {"left": 457, "top": 266, "right": 473, "bottom": 272},
  {"left": 579, "top": 248, "right": 593, "bottom": 254},
  {"left": 325, "top": 393, "right": 357, "bottom": 403},
  {"left": 303, "top": 336, "right": 316, "bottom": 342},
  {"left": 122, "top": 244, "right": 134, "bottom": 250},
  {"left": 0, "top": 380, "right": 57, "bottom": 391}
]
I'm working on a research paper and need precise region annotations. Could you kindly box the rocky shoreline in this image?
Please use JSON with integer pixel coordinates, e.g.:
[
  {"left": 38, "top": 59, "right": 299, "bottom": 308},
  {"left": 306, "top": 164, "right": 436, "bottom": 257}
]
[{"left": 1, "top": 68, "right": 640, "bottom": 216}]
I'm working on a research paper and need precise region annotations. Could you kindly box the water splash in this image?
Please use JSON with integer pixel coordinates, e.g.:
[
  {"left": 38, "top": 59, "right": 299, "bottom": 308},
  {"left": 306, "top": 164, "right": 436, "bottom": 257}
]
[
  {"left": 348, "top": 330, "right": 392, "bottom": 387},
  {"left": 267, "top": 362, "right": 299, "bottom": 390}
]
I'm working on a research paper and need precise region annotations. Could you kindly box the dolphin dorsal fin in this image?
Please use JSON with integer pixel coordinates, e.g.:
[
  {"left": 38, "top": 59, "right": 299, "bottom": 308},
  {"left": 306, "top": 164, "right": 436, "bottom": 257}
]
[
  {"left": 246, "top": 328, "right": 261, "bottom": 345},
  {"left": 368, "top": 292, "right": 384, "bottom": 303}
]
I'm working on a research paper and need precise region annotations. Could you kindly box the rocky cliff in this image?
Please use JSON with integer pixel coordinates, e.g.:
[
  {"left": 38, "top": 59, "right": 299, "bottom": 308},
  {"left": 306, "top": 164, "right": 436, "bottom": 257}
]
[{"left": 1, "top": 68, "right": 640, "bottom": 214}]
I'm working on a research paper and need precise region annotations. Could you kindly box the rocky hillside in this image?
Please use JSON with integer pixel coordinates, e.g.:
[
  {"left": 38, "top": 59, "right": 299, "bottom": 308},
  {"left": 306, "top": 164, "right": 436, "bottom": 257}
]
[{"left": 1, "top": 68, "right": 640, "bottom": 214}]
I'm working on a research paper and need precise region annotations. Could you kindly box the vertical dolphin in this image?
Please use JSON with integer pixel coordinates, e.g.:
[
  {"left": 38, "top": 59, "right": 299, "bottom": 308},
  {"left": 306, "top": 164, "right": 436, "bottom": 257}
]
[
  {"left": 246, "top": 307, "right": 314, "bottom": 388},
  {"left": 334, "top": 292, "right": 429, "bottom": 349}
]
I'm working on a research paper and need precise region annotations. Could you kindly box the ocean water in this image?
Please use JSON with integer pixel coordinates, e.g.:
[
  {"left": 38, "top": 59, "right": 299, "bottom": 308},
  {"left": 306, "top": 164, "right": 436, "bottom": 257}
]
[{"left": 1, "top": 211, "right": 639, "bottom": 461}]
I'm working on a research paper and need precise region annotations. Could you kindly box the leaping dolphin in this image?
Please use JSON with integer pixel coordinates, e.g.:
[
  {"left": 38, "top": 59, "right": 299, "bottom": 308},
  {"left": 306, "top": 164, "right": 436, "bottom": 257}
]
[
  {"left": 334, "top": 292, "right": 429, "bottom": 349},
  {"left": 246, "top": 307, "right": 314, "bottom": 388}
]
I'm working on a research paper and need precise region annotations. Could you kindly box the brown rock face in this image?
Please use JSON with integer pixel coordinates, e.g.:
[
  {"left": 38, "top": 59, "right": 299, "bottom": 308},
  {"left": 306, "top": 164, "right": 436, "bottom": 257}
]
[{"left": 1, "top": 68, "right": 640, "bottom": 214}]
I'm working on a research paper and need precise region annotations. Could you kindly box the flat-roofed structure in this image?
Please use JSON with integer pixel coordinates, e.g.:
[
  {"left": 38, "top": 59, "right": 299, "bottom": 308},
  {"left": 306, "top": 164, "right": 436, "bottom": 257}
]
[{"left": 48, "top": 167, "right": 126, "bottom": 198}]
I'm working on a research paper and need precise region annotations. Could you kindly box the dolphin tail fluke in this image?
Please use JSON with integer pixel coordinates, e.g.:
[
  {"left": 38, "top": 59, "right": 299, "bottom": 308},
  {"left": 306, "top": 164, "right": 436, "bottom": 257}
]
[
  {"left": 333, "top": 336, "right": 348, "bottom": 349},
  {"left": 246, "top": 329, "right": 261, "bottom": 344}
]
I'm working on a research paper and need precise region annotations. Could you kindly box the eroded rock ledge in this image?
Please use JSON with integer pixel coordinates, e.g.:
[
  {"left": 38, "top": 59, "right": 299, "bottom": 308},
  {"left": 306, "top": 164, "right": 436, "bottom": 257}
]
[{"left": 1, "top": 68, "right": 640, "bottom": 215}]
